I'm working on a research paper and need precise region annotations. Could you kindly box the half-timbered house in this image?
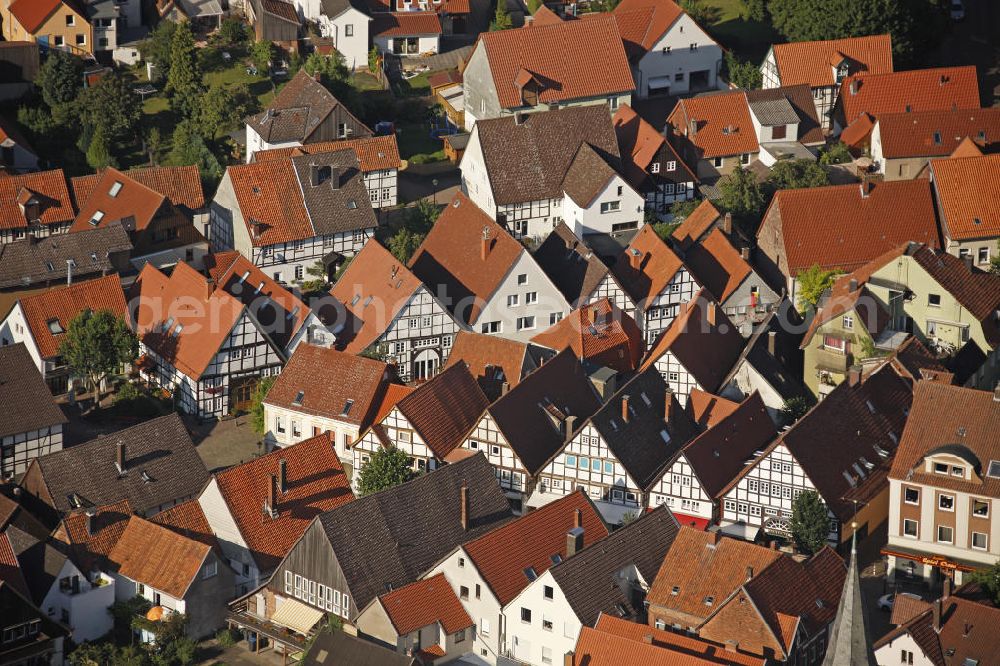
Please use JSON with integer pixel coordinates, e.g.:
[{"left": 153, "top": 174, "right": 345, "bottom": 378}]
[
  {"left": 129, "top": 262, "right": 286, "bottom": 419},
  {"left": 442, "top": 330, "right": 552, "bottom": 400},
  {"left": 0, "top": 343, "right": 67, "bottom": 477},
  {"left": 0, "top": 169, "right": 74, "bottom": 247},
  {"left": 532, "top": 223, "right": 634, "bottom": 313}
]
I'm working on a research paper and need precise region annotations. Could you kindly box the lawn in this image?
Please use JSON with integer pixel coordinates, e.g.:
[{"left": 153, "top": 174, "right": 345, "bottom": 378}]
[
  {"left": 396, "top": 121, "right": 446, "bottom": 162},
  {"left": 351, "top": 71, "right": 384, "bottom": 92},
  {"left": 397, "top": 70, "right": 432, "bottom": 97},
  {"left": 700, "top": 0, "right": 781, "bottom": 64}
]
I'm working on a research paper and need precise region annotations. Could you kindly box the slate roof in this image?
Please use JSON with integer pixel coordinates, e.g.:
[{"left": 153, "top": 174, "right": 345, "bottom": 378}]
[
  {"left": 0, "top": 169, "right": 74, "bottom": 231},
  {"left": 17, "top": 274, "right": 126, "bottom": 360},
  {"left": 215, "top": 432, "right": 354, "bottom": 571},
  {"left": 724, "top": 314, "right": 809, "bottom": 404},
  {"left": 760, "top": 180, "right": 940, "bottom": 275},
  {"left": 612, "top": 224, "right": 689, "bottom": 306},
  {"left": 28, "top": 413, "right": 208, "bottom": 515},
  {"left": 668, "top": 91, "right": 759, "bottom": 159},
  {"left": 291, "top": 150, "right": 377, "bottom": 236},
  {"left": 108, "top": 516, "right": 210, "bottom": 599},
  {"left": 394, "top": 362, "right": 490, "bottom": 460},
  {"left": 872, "top": 595, "right": 1000, "bottom": 666},
  {"left": 771, "top": 35, "right": 893, "bottom": 88},
  {"left": 548, "top": 505, "right": 679, "bottom": 626},
  {"left": 0, "top": 343, "right": 67, "bottom": 439},
  {"left": 746, "top": 84, "right": 825, "bottom": 145},
  {"left": 931, "top": 153, "right": 1000, "bottom": 242},
  {"left": 485, "top": 348, "right": 602, "bottom": 476},
  {"left": 531, "top": 298, "right": 644, "bottom": 373},
  {"left": 838, "top": 66, "right": 980, "bottom": 125},
  {"left": 876, "top": 107, "right": 1000, "bottom": 159},
  {"left": 533, "top": 223, "right": 616, "bottom": 308},
  {"left": 315, "top": 453, "right": 513, "bottom": 611},
  {"left": 265, "top": 344, "right": 394, "bottom": 427},
  {"left": 247, "top": 70, "right": 371, "bottom": 144},
  {"left": 463, "top": 490, "right": 608, "bottom": 606},
  {"left": 378, "top": 573, "right": 473, "bottom": 635},
  {"left": 251, "top": 134, "right": 402, "bottom": 172},
  {"left": 561, "top": 142, "right": 622, "bottom": 209},
  {"left": 472, "top": 106, "right": 622, "bottom": 206},
  {"left": 478, "top": 15, "right": 633, "bottom": 109},
  {"left": 0, "top": 222, "right": 132, "bottom": 289},
  {"left": 5, "top": 525, "right": 69, "bottom": 605}
]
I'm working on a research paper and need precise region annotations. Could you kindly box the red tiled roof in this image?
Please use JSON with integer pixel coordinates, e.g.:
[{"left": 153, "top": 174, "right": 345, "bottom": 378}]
[
  {"left": 378, "top": 573, "right": 473, "bottom": 635},
  {"left": 0, "top": 169, "right": 74, "bottom": 231},
  {"left": 613, "top": 103, "right": 697, "bottom": 193},
  {"left": 949, "top": 136, "right": 984, "bottom": 158},
  {"left": 71, "top": 167, "right": 166, "bottom": 233},
  {"left": 530, "top": 5, "right": 562, "bottom": 25},
  {"left": 839, "top": 66, "right": 980, "bottom": 125},
  {"left": 214, "top": 432, "right": 355, "bottom": 570},
  {"left": 611, "top": 224, "right": 688, "bottom": 305},
  {"left": 0, "top": 532, "right": 27, "bottom": 595},
  {"left": 800, "top": 282, "right": 888, "bottom": 348},
  {"left": 590, "top": 614, "right": 765, "bottom": 666},
  {"left": 8, "top": 0, "right": 67, "bottom": 34},
  {"left": 479, "top": 15, "right": 634, "bottom": 109},
  {"left": 395, "top": 362, "right": 490, "bottom": 459},
  {"left": 18, "top": 274, "right": 126, "bottom": 360},
  {"left": 840, "top": 112, "right": 876, "bottom": 148},
  {"left": 685, "top": 389, "right": 739, "bottom": 428},
  {"left": 252, "top": 135, "right": 402, "bottom": 172},
  {"left": 682, "top": 228, "right": 752, "bottom": 304},
  {"left": 444, "top": 330, "right": 533, "bottom": 389},
  {"left": 873, "top": 594, "right": 1000, "bottom": 666},
  {"left": 876, "top": 107, "right": 1000, "bottom": 159},
  {"left": 612, "top": 0, "right": 683, "bottom": 58},
  {"left": 760, "top": 180, "right": 940, "bottom": 275},
  {"left": 464, "top": 490, "right": 608, "bottom": 605},
  {"left": 668, "top": 91, "right": 759, "bottom": 159},
  {"left": 53, "top": 500, "right": 133, "bottom": 573},
  {"left": 108, "top": 516, "right": 211, "bottom": 599},
  {"left": 227, "top": 160, "right": 314, "bottom": 246},
  {"left": 262, "top": 0, "right": 299, "bottom": 22},
  {"left": 670, "top": 199, "right": 720, "bottom": 248},
  {"left": 772, "top": 35, "right": 893, "bottom": 88},
  {"left": 531, "top": 298, "right": 643, "bottom": 373},
  {"left": 931, "top": 153, "right": 1000, "bottom": 241},
  {"left": 373, "top": 12, "right": 442, "bottom": 37},
  {"left": 151, "top": 499, "right": 223, "bottom": 554},
  {"left": 372, "top": 383, "right": 416, "bottom": 424}
]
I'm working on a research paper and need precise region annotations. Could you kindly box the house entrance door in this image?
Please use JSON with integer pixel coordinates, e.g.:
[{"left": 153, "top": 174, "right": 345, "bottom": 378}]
[
  {"left": 230, "top": 376, "right": 258, "bottom": 413},
  {"left": 412, "top": 348, "right": 440, "bottom": 381}
]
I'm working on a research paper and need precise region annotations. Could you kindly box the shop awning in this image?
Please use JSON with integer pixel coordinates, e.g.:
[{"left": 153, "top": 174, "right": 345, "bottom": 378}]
[
  {"left": 270, "top": 599, "right": 324, "bottom": 635},
  {"left": 672, "top": 512, "right": 710, "bottom": 531},
  {"left": 718, "top": 520, "right": 760, "bottom": 541}
]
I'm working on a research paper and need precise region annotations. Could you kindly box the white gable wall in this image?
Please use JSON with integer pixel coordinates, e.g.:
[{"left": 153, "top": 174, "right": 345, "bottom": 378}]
[
  {"left": 503, "top": 570, "right": 580, "bottom": 666},
  {"left": 427, "top": 547, "right": 502, "bottom": 662},
  {"left": 634, "top": 13, "right": 722, "bottom": 98},
  {"left": 562, "top": 175, "right": 645, "bottom": 238},
  {"left": 475, "top": 251, "right": 569, "bottom": 342}
]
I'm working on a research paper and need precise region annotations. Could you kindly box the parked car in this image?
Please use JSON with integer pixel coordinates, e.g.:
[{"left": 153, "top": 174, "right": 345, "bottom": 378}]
[
  {"left": 951, "top": 0, "right": 965, "bottom": 20},
  {"left": 878, "top": 591, "right": 921, "bottom": 612}
]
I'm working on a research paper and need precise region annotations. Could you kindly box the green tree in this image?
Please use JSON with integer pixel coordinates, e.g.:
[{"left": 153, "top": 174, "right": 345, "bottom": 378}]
[
  {"left": 745, "top": 0, "right": 767, "bottom": 21},
  {"left": 796, "top": 263, "right": 843, "bottom": 311},
  {"left": 990, "top": 241, "right": 1000, "bottom": 276},
  {"left": 196, "top": 84, "right": 255, "bottom": 139},
  {"left": 652, "top": 221, "right": 680, "bottom": 242},
  {"left": 58, "top": 310, "right": 138, "bottom": 400},
  {"left": 819, "top": 142, "right": 853, "bottom": 165},
  {"left": 140, "top": 20, "right": 179, "bottom": 82},
  {"left": 404, "top": 199, "right": 441, "bottom": 235},
  {"left": 36, "top": 50, "right": 83, "bottom": 110},
  {"left": 679, "top": 0, "right": 720, "bottom": 24},
  {"left": 304, "top": 51, "right": 349, "bottom": 88},
  {"left": 670, "top": 198, "right": 703, "bottom": 221},
  {"left": 790, "top": 490, "right": 830, "bottom": 555},
  {"left": 298, "top": 260, "right": 329, "bottom": 295},
  {"left": 250, "top": 376, "right": 277, "bottom": 434},
  {"left": 718, "top": 165, "right": 766, "bottom": 234},
  {"left": 167, "top": 120, "right": 224, "bottom": 186},
  {"left": 86, "top": 125, "right": 115, "bottom": 170},
  {"left": 724, "top": 52, "right": 762, "bottom": 90},
  {"left": 766, "top": 159, "right": 830, "bottom": 190},
  {"left": 387, "top": 228, "right": 426, "bottom": 263},
  {"left": 82, "top": 72, "right": 141, "bottom": 145},
  {"left": 166, "top": 21, "right": 204, "bottom": 118},
  {"left": 146, "top": 126, "right": 163, "bottom": 166},
  {"left": 252, "top": 39, "right": 279, "bottom": 72},
  {"left": 490, "top": 1, "right": 513, "bottom": 30},
  {"left": 779, "top": 395, "right": 814, "bottom": 427},
  {"left": 357, "top": 446, "right": 414, "bottom": 495},
  {"left": 218, "top": 17, "right": 249, "bottom": 44},
  {"left": 368, "top": 46, "right": 380, "bottom": 73},
  {"left": 970, "top": 559, "right": 1000, "bottom": 605}
]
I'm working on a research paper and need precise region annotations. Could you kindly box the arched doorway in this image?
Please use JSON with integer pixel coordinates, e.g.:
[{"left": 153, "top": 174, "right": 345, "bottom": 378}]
[{"left": 412, "top": 348, "right": 441, "bottom": 381}]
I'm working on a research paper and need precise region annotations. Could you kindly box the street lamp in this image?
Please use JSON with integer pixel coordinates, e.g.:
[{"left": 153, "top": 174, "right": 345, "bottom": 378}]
[{"left": 432, "top": 178, "right": 439, "bottom": 206}]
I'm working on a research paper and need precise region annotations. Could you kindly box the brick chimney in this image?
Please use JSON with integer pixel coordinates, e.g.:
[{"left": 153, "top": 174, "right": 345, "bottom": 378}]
[
  {"left": 848, "top": 278, "right": 858, "bottom": 292},
  {"left": 621, "top": 394, "right": 631, "bottom": 423},
  {"left": 628, "top": 247, "right": 643, "bottom": 270},
  {"left": 279, "top": 459, "right": 287, "bottom": 493},
  {"left": 722, "top": 212, "right": 733, "bottom": 235},
  {"left": 566, "top": 526, "right": 585, "bottom": 557},
  {"left": 563, "top": 652, "right": 575, "bottom": 666},
  {"left": 85, "top": 509, "right": 96, "bottom": 536},
  {"left": 460, "top": 482, "right": 469, "bottom": 530},
  {"left": 664, "top": 388, "right": 674, "bottom": 421},
  {"left": 767, "top": 330, "right": 776, "bottom": 357},
  {"left": 847, "top": 365, "right": 862, "bottom": 387},
  {"left": 933, "top": 598, "right": 942, "bottom": 632},
  {"left": 740, "top": 247, "right": 750, "bottom": 261},
  {"left": 573, "top": 508, "right": 582, "bottom": 529},
  {"left": 481, "top": 229, "right": 491, "bottom": 261},
  {"left": 116, "top": 442, "right": 126, "bottom": 476},
  {"left": 943, "top": 576, "right": 952, "bottom": 599}
]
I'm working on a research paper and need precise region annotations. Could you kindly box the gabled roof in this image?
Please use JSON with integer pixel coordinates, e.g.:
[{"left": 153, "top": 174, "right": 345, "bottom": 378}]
[
  {"left": 478, "top": 15, "right": 634, "bottom": 109},
  {"left": 668, "top": 91, "right": 759, "bottom": 159},
  {"left": 682, "top": 228, "right": 752, "bottom": 305},
  {"left": 409, "top": 193, "right": 523, "bottom": 324},
  {"left": 760, "top": 180, "right": 940, "bottom": 275},
  {"left": 251, "top": 134, "right": 402, "bottom": 172},
  {"left": 0, "top": 533, "right": 28, "bottom": 596},
  {"left": 876, "top": 107, "right": 1000, "bottom": 159},
  {"left": 130, "top": 262, "right": 250, "bottom": 380},
  {"left": 5, "top": 525, "right": 69, "bottom": 605},
  {"left": 561, "top": 142, "right": 622, "bottom": 209},
  {"left": 0, "top": 169, "right": 74, "bottom": 231},
  {"left": 215, "top": 432, "right": 354, "bottom": 571},
  {"left": 725, "top": 310, "right": 810, "bottom": 403},
  {"left": 70, "top": 165, "right": 204, "bottom": 215},
  {"left": 745, "top": 84, "right": 825, "bottom": 145},
  {"left": 150, "top": 499, "right": 221, "bottom": 554},
  {"left": 264, "top": 344, "right": 394, "bottom": 427},
  {"left": 395, "top": 363, "right": 490, "bottom": 460},
  {"left": 642, "top": 291, "right": 746, "bottom": 394},
  {"left": 485, "top": 348, "right": 602, "bottom": 476},
  {"left": 313, "top": 453, "right": 514, "bottom": 612},
  {"left": 886, "top": 336, "right": 952, "bottom": 384},
  {"left": 670, "top": 200, "right": 721, "bottom": 248},
  {"left": 28, "top": 413, "right": 209, "bottom": 516},
  {"left": 53, "top": 500, "right": 133, "bottom": 573},
  {"left": 225, "top": 160, "right": 310, "bottom": 246},
  {"left": 303, "top": 627, "right": 417, "bottom": 666},
  {"left": 931, "top": 153, "right": 1000, "bottom": 242},
  {"left": 329, "top": 238, "right": 427, "bottom": 353},
  {"left": 17, "top": 274, "right": 126, "bottom": 360},
  {"left": 108, "top": 516, "right": 210, "bottom": 599},
  {"left": 839, "top": 66, "right": 980, "bottom": 125},
  {"left": 685, "top": 389, "right": 739, "bottom": 428},
  {"left": 533, "top": 223, "right": 616, "bottom": 308},
  {"left": 612, "top": 0, "right": 684, "bottom": 59},
  {"left": 8, "top": 0, "right": 75, "bottom": 33},
  {"left": 206, "top": 251, "right": 310, "bottom": 351},
  {"left": 464, "top": 490, "right": 608, "bottom": 606},
  {"left": 472, "top": 105, "right": 621, "bottom": 206},
  {"left": 771, "top": 35, "right": 893, "bottom": 88},
  {"left": 612, "top": 224, "right": 688, "bottom": 306},
  {"left": 800, "top": 282, "right": 889, "bottom": 349},
  {"left": 549, "top": 505, "right": 679, "bottom": 627},
  {"left": 613, "top": 103, "right": 697, "bottom": 192},
  {"left": 681, "top": 392, "right": 777, "bottom": 498},
  {"left": 378, "top": 573, "right": 472, "bottom": 636},
  {"left": 0, "top": 222, "right": 132, "bottom": 289},
  {"left": 261, "top": 0, "right": 299, "bottom": 22},
  {"left": 0, "top": 343, "right": 67, "bottom": 439},
  {"left": 372, "top": 12, "right": 443, "bottom": 37},
  {"left": 444, "top": 330, "right": 547, "bottom": 399},
  {"left": 247, "top": 69, "right": 371, "bottom": 144},
  {"left": 531, "top": 298, "right": 644, "bottom": 373},
  {"left": 70, "top": 167, "right": 167, "bottom": 233}
]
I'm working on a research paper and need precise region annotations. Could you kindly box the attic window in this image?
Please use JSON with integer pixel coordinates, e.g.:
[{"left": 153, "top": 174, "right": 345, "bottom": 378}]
[
  {"left": 89, "top": 210, "right": 105, "bottom": 226},
  {"left": 109, "top": 181, "right": 123, "bottom": 197},
  {"left": 363, "top": 296, "right": 373, "bottom": 307},
  {"left": 47, "top": 318, "right": 64, "bottom": 335},
  {"left": 815, "top": 599, "right": 824, "bottom": 608},
  {"left": 524, "top": 567, "right": 537, "bottom": 581},
  {"left": 987, "top": 461, "right": 1000, "bottom": 478},
  {"left": 932, "top": 132, "right": 942, "bottom": 145},
  {"left": 45, "top": 261, "right": 54, "bottom": 272},
  {"left": 978, "top": 131, "right": 987, "bottom": 142},
  {"left": 172, "top": 323, "right": 183, "bottom": 337},
  {"left": 141, "top": 470, "right": 152, "bottom": 483},
  {"left": 293, "top": 391, "right": 305, "bottom": 406},
  {"left": 256, "top": 282, "right": 265, "bottom": 295},
  {"left": 162, "top": 316, "right": 174, "bottom": 333},
  {"left": 640, "top": 392, "right": 651, "bottom": 407},
  {"left": 239, "top": 270, "right": 250, "bottom": 283},
  {"left": 671, "top": 586, "right": 680, "bottom": 595},
  {"left": 703, "top": 596, "right": 714, "bottom": 605},
  {"left": 974, "top": 218, "right": 982, "bottom": 226},
  {"left": 288, "top": 306, "right": 300, "bottom": 319},
  {"left": 68, "top": 493, "right": 84, "bottom": 509},
  {"left": 347, "top": 200, "right": 358, "bottom": 210},
  {"left": 660, "top": 429, "right": 671, "bottom": 444},
  {"left": 341, "top": 399, "right": 354, "bottom": 415},
  {"left": 90, "top": 252, "right": 98, "bottom": 262},
  {"left": 865, "top": 400, "right": 876, "bottom": 414},
  {"left": 550, "top": 554, "right": 562, "bottom": 565},
  {"left": 351, "top": 295, "right": 360, "bottom": 306}
]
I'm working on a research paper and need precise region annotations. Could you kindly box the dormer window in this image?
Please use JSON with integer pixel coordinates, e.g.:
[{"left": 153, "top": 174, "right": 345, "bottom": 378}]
[
  {"left": 934, "top": 462, "right": 949, "bottom": 474},
  {"left": 341, "top": 399, "right": 354, "bottom": 415},
  {"left": 109, "top": 181, "right": 123, "bottom": 197},
  {"left": 47, "top": 318, "right": 64, "bottom": 335},
  {"left": 951, "top": 465, "right": 964, "bottom": 477}
]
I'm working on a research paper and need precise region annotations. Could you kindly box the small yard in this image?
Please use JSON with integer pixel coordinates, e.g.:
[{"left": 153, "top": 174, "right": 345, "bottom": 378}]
[
  {"left": 396, "top": 121, "right": 447, "bottom": 163},
  {"left": 396, "top": 70, "right": 433, "bottom": 96}
]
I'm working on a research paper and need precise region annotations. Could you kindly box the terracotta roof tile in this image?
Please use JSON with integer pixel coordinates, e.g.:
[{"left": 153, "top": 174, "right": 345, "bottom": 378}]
[
  {"left": 18, "top": 274, "right": 126, "bottom": 360},
  {"left": 465, "top": 490, "right": 608, "bottom": 606},
  {"left": 531, "top": 298, "right": 643, "bottom": 373},
  {"left": 409, "top": 193, "right": 523, "bottom": 324},
  {"left": 8, "top": 0, "right": 66, "bottom": 33},
  {"left": 760, "top": 180, "right": 940, "bottom": 275},
  {"left": 266, "top": 344, "right": 394, "bottom": 426},
  {"left": 480, "top": 15, "right": 633, "bottom": 109},
  {"left": 378, "top": 573, "right": 472, "bottom": 635},
  {"left": 215, "top": 432, "right": 354, "bottom": 571},
  {"left": 840, "top": 112, "right": 876, "bottom": 148},
  {"left": 247, "top": 70, "right": 371, "bottom": 144},
  {"left": 590, "top": 614, "right": 766, "bottom": 666},
  {"left": 0, "top": 533, "right": 28, "bottom": 595},
  {"left": 372, "top": 384, "right": 415, "bottom": 424},
  {"left": 839, "top": 66, "right": 980, "bottom": 125},
  {"left": 612, "top": 224, "right": 688, "bottom": 305},
  {"left": 262, "top": 0, "right": 299, "bottom": 21},
  {"left": 373, "top": 12, "right": 442, "bottom": 36},
  {"left": 612, "top": 0, "right": 683, "bottom": 57},
  {"left": 873, "top": 596, "right": 1000, "bottom": 666},
  {"left": 682, "top": 228, "right": 752, "bottom": 304},
  {"left": 151, "top": 499, "right": 223, "bottom": 554},
  {"left": 877, "top": 107, "right": 1000, "bottom": 159},
  {"left": 226, "top": 159, "right": 314, "bottom": 246},
  {"left": 670, "top": 200, "right": 721, "bottom": 247},
  {"left": 395, "top": 363, "right": 489, "bottom": 459},
  {"left": 0, "top": 169, "right": 73, "bottom": 231},
  {"left": 614, "top": 104, "right": 697, "bottom": 193},
  {"left": 108, "top": 516, "right": 210, "bottom": 598},
  {"left": 444, "top": 330, "right": 538, "bottom": 395},
  {"left": 530, "top": 5, "right": 562, "bottom": 25},
  {"left": 71, "top": 167, "right": 166, "bottom": 233},
  {"left": 931, "top": 153, "right": 1000, "bottom": 242},
  {"left": 685, "top": 389, "right": 739, "bottom": 428},
  {"left": 54, "top": 500, "right": 133, "bottom": 573},
  {"left": 252, "top": 134, "right": 402, "bottom": 171},
  {"left": 668, "top": 91, "right": 759, "bottom": 159},
  {"left": 887, "top": 336, "right": 952, "bottom": 384},
  {"left": 772, "top": 35, "right": 893, "bottom": 88}
]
